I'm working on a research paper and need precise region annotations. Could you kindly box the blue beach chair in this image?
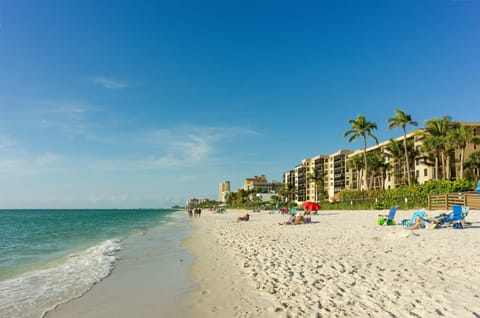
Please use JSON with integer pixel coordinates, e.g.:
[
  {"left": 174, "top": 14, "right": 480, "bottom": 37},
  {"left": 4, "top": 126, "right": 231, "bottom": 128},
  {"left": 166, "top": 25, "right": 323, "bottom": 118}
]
[
  {"left": 439, "top": 205, "right": 469, "bottom": 229},
  {"left": 377, "top": 207, "right": 397, "bottom": 225}
]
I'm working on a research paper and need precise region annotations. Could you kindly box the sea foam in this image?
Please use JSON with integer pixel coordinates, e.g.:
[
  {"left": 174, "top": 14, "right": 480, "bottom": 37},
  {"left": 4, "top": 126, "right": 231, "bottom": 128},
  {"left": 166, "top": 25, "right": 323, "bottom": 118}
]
[{"left": 0, "top": 239, "right": 121, "bottom": 318}]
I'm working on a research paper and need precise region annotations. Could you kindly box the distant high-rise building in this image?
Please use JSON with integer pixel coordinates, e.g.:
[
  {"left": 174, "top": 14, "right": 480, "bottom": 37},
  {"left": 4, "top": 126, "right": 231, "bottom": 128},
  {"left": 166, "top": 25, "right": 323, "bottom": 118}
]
[{"left": 218, "top": 181, "right": 231, "bottom": 202}]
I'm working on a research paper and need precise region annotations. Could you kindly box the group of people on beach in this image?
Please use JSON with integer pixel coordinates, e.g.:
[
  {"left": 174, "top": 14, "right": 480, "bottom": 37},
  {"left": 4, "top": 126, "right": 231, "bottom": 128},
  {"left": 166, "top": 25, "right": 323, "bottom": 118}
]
[
  {"left": 188, "top": 208, "right": 202, "bottom": 218},
  {"left": 278, "top": 209, "right": 312, "bottom": 225},
  {"left": 235, "top": 208, "right": 314, "bottom": 225},
  {"left": 233, "top": 208, "right": 313, "bottom": 224}
]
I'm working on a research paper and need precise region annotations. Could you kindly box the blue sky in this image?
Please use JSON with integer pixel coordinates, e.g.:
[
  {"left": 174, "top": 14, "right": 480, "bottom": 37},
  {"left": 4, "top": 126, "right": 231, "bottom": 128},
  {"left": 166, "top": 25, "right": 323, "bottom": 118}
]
[{"left": 0, "top": 0, "right": 479, "bottom": 208}]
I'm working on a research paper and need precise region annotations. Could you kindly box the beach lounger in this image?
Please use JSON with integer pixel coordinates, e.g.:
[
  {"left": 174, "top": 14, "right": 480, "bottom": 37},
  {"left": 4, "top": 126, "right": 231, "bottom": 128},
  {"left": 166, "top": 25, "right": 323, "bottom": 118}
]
[
  {"left": 436, "top": 205, "right": 460, "bottom": 224},
  {"left": 440, "top": 205, "right": 469, "bottom": 229},
  {"left": 426, "top": 205, "right": 470, "bottom": 229},
  {"left": 377, "top": 207, "right": 397, "bottom": 225}
]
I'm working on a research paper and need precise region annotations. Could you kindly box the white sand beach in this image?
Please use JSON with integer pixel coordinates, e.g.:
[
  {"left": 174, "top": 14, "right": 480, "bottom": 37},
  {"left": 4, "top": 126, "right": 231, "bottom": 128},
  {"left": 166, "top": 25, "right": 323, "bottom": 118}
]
[{"left": 185, "top": 209, "right": 480, "bottom": 318}]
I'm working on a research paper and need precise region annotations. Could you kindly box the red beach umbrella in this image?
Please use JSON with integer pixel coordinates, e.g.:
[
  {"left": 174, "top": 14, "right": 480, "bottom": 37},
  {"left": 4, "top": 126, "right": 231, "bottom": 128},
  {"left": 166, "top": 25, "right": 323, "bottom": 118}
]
[{"left": 303, "top": 201, "right": 321, "bottom": 211}]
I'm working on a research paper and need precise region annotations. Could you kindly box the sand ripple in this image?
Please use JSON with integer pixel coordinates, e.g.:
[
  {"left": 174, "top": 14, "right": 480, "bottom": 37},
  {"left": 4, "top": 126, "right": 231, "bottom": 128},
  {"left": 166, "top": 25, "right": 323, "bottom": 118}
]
[{"left": 187, "top": 209, "right": 480, "bottom": 318}]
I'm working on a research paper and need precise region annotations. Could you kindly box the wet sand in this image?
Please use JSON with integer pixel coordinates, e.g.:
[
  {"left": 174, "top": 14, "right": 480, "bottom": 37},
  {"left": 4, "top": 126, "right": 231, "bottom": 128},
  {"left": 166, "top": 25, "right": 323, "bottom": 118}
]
[{"left": 45, "top": 212, "right": 194, "bottom": 318}]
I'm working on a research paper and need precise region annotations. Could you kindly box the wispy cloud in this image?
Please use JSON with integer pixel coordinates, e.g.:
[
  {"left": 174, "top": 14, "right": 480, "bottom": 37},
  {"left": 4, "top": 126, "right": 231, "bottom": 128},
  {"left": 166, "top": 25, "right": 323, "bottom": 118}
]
[
  {"left": 90, "top": 76, "right": 129, "bottom": 89},
  {"left": 0, "top": 152, "right": 61, "bottom": 175},
  {"left": 86, "top": 125, "right": 258, "bottom": 172},
  {"left": 0, "top": 135, "right": 16, "bottom": 150},
  {"left": 141, "top": 125, "right": 258, "bottom": 163}
]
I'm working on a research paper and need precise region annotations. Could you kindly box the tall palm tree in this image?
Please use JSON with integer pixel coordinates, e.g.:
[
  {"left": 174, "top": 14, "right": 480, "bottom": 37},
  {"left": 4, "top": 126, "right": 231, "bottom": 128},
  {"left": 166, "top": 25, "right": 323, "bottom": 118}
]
[
  {"left": 277, "top": 183, "right": 297, "bottom": 205},
  {"left": 420, "top": 134, "right": 443, "bottom": 180},
  {"left": 307, "top": 168, "right": 325, "bottom": 202},
  {"left": 448, "top": 124, "right": 480, "bottom": 179},
  {"left": 344, "top": 115, "right": 378, "bottom": 190},
  {"left": 366, "top": 151, "right": 388, "bottom": 189},
  {"left": 384, "top": 138, "right": 405, "bottom": 185},
  {"left": 387, "top": 109, "right": 418, "bottom": 185},
  {"left": 346, "top": 154, "right": 364, "bottom": 190},
  {"left": 464, "top": 150, "right": 480, "bottom": 181},
  {"left": 423, "top": 116, "right": 453, "bottom": 180}
]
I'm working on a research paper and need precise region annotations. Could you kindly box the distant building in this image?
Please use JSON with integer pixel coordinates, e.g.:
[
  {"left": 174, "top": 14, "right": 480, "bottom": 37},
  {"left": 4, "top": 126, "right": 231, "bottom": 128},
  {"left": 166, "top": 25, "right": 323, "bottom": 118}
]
[
  {"left": 255, "top": 192, "right": 276, "bottom": 203},
  {"left": 185, "top": 198, "right": 208, "bottom": 207},
  {"left": 243, "top": 175, "right": 282, "bottom": 192},
  {"left": 218, "top": 181, "right": 231, "bottom": 202}
]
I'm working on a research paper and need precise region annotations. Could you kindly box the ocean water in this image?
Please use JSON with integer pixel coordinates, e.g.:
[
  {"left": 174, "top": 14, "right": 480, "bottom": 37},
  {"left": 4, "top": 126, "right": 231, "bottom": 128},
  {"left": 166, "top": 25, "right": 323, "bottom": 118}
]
[{"left": 0, "top": 209, "right": 182, "bottom": 318}]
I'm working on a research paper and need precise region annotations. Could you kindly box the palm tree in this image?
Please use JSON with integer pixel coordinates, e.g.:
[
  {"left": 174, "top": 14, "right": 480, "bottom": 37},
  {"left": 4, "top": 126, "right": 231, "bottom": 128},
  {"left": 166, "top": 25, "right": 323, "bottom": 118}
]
[
  {"left": 420, "top": 134, "right": 443, "bottom": 180},
  {"left": 387, "top": 109, "right": 418, "bottom": 185},
  {"left": 384, "top": 138, "right": 406, "bottom": 186},
  {"left": 366, "top": 151, "right": 388, "bottom": 189},
  {"left": 423, "top": 116, "right": 453, "bottom": 180},
  {"left": 346, "top": 154, "right": 364, "bottom": 190},
  {"left": 307, "top": 168, "right": 325, "bottom": 202},
  {"left": 464, "top": 150, "right": 480, "bottom": 181},
  {"left": 277, "top": 183, "right": 297, "bottom": 205},
  {"left": 344, "top": 115, "right": 378, "bottom": 190},
  {"left": 448, "top": 124, "right": 480, "bottom": 179}
]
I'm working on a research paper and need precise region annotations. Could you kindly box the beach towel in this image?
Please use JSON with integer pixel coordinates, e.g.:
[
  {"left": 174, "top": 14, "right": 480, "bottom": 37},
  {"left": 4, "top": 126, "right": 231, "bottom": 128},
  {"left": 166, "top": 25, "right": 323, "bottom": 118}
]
[{"left": 401, "top": 210, "right": 425, "bottom": 228}]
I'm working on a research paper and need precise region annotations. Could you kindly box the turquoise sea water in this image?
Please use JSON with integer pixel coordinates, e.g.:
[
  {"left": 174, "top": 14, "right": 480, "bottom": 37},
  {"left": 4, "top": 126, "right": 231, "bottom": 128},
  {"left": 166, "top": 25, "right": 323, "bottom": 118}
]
[{"left": 0, "top": 209, "right": 180, "bottom": 318}]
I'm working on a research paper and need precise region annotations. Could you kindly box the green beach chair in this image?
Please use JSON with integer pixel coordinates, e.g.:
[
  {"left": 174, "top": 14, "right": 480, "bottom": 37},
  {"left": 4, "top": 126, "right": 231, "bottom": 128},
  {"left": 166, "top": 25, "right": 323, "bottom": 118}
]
[{"left": 377, "top": 207, "right": 397, "bottom": 226}]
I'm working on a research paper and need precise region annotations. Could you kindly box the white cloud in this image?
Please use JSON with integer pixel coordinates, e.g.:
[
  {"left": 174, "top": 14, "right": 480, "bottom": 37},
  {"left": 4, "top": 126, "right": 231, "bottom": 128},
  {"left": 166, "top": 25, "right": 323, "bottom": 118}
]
[
  {"left": 143, "top": 125, "right": 257, "bottom": 162},
  {"left": 90, "top": 76, "right": 129, "bottom": 89},
  {"left": 0, "top": 152, "right": 61, "bottom": 175},
  {"left": 0, "top": 135, "right": 16, "bottom": 150}
]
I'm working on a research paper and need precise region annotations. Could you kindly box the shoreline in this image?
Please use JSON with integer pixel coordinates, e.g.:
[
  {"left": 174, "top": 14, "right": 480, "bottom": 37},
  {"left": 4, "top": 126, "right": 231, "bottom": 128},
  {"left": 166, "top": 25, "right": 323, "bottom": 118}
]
[
  {"left": 45, "top": 211, "right": 194, "bottom": 318},
  {"left": 182, "top": 210, "right": 277, "bottom": 318},
  {"left": 184, "top": 208, "right": 480, "bottom": 317}
]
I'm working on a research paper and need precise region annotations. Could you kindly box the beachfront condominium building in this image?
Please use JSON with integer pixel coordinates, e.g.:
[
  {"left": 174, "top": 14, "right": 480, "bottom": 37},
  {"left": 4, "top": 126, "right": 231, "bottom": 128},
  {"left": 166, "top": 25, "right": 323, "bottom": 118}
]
[
  {"left": 283, "top": 170, "right": 295, "bottom": 186},
  {"left": 345, "top": 122, "right": 480, "bottom": 191},
  {"left": 284, "top": 121, "right": 480, "bottom": 203},
  {"left": 327, "top": 150, "right": 353, "bottom": 199},
  {"left": 218, "top": 181, "right": 231, "bottom": 202},
  {"left": 301, "top": 155, "right": 329, "bottom": 202},
  {"left": 294, "top": 164, "right": 307, "bottom": 202},
  {"left": 288, "top": 151, "right": 351, "bottom": 203},
  {"left": 243, "top": 175, "right": 283, "bottom": 192}
]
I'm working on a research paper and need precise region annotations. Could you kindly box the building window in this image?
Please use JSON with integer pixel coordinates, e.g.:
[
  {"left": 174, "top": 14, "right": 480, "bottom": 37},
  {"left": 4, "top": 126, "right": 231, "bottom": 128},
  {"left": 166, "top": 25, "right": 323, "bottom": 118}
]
[
  {"left": 416, "top": 170, "right": 419, "bottom": 178},
  {"left": 415, "top": 158, "right": 419, "bottom": 166},
  {"left": 424, "top": 168, "right": 428, "bottom": 177}
]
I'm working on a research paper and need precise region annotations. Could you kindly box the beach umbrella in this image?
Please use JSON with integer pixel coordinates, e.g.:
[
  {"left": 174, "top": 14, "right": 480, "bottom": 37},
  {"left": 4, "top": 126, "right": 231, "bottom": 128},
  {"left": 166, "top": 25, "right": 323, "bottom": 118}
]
[{"left": 303, "top": 201, "right": 321, "bottom": 211}]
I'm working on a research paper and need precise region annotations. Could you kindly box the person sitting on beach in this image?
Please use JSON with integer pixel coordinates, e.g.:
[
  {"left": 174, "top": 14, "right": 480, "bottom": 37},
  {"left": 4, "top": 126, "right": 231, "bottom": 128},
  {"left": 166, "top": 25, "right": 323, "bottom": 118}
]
[
  {"left": 279, "top": 213, "right": 296, "bottom": 225},
  {"left": 237, "top": 213, "right": 250, "bottom": 222},
  {"left": 408, "top": 215, "right": 425, "bottom": 230},
  {"left": 293, "top": 215, "right": 305, "bottom": 225}
]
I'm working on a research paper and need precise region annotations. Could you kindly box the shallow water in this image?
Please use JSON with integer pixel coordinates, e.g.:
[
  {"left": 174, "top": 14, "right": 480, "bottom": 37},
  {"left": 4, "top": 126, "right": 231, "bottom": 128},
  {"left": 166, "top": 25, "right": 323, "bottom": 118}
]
[{"left": 0, "top": 209, "right": 183, "bottom": 318}]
